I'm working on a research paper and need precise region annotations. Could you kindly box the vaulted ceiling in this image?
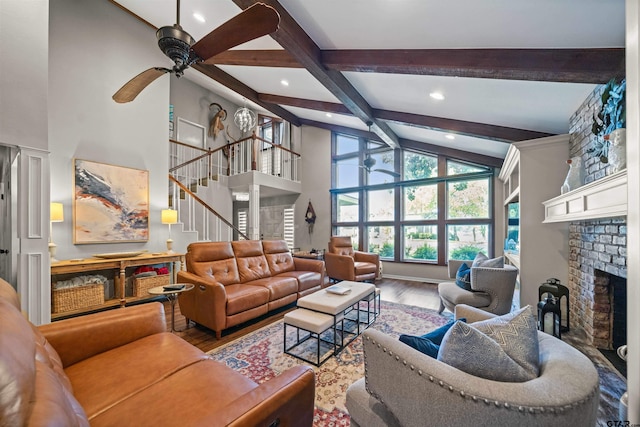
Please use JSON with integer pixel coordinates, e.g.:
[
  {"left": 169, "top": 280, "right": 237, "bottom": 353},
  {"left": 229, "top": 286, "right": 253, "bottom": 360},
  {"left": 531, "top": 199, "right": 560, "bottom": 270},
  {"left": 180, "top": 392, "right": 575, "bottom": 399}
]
[{"left": 112, "top": 0, "right": 626, "bottom": 168}]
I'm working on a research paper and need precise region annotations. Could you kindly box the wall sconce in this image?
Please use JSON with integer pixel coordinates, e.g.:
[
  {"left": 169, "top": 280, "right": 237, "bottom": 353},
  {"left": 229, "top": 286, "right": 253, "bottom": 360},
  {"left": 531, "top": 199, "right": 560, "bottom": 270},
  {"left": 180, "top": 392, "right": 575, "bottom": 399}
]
[
  {"left": 161, "top": 209, "right": 178, "bottom": 254},
  {"left": 49, "top": 202, "right": 64, "bottom": 263}
]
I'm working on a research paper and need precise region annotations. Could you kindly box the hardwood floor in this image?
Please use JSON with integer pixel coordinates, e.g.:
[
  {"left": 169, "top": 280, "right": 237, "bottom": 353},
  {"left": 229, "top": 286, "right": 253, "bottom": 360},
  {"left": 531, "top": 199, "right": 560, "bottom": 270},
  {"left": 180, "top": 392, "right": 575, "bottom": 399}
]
[{"left": 162, "top": 278, "right": 441, "bottom": 353}]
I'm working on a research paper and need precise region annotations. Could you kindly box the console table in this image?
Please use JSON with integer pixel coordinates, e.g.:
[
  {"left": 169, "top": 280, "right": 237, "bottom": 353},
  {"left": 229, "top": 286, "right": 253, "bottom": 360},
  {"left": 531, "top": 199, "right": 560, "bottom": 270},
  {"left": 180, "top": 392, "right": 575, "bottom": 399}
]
[{"left": 51, "top": 253, "right": 185, "bottom": 319}]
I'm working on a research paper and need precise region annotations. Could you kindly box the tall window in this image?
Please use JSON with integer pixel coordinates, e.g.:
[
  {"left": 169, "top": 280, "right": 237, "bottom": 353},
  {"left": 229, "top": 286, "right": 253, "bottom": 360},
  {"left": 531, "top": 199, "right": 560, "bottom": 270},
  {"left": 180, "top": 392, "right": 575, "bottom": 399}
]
[{"left": 331, "top": 133, "right": 494, "bottom": 264}]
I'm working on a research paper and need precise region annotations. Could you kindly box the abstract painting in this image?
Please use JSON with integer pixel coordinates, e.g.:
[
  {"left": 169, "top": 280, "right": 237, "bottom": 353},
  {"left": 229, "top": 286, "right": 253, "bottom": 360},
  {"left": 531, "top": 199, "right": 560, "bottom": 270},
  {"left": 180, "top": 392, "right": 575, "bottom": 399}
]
[{"left": 73, "top": 159, "right": 149, "bottom": 244}]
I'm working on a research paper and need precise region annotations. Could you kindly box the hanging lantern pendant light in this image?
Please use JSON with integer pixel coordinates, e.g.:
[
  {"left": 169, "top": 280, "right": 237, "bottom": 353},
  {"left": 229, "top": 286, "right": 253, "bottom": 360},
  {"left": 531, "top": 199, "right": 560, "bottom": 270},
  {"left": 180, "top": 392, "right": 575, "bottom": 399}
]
[{"left": 234, "top": 99, "right": 257, "bottom": 133}]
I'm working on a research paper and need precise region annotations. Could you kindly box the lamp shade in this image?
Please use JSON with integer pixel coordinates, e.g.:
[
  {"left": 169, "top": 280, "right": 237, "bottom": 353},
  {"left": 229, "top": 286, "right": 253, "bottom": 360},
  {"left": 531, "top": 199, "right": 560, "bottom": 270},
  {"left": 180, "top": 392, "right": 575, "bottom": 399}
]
[
  {"left": 50, "top": 203, "right": 64, "bottom": 222},
  {"left": 161, "top": 209, "right": 178, "bottom": 225}
]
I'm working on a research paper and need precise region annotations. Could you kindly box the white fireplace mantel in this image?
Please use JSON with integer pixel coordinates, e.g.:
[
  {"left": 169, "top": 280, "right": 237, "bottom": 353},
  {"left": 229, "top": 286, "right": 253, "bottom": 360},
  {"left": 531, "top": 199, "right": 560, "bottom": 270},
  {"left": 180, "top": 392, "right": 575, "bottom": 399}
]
[{"left": 542, "top": 169, "right": 627, "bottom": 223}]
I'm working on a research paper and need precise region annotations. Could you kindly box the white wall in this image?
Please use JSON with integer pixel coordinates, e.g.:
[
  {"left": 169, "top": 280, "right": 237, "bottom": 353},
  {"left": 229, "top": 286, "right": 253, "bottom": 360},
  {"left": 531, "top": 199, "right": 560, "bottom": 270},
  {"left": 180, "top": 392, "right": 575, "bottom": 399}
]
[
  {"left": 169, "top": 76, "right": 241, "bottom": 150},
  {"left": 49, "top": 0, "right": 170, "bottom": 259},
  {"left": 0, "top": 0, "right": 49, "bottom": 150},
  {"left": 296, "top": 126, "right": 332, "bottom": 251}
]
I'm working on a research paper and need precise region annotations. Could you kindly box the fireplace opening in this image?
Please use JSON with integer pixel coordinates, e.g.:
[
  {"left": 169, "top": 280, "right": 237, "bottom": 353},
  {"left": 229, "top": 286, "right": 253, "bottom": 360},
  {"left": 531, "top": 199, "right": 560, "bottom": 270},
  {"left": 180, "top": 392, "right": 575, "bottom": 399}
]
[{"left": 595, "top": 269, "right": 627, "bottom": 377}]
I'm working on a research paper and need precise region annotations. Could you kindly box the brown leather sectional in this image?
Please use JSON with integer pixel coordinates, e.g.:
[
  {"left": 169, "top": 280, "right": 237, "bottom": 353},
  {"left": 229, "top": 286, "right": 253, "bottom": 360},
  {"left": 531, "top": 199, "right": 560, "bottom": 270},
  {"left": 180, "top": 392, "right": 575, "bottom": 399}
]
[
  {"left": 177, "top": 240, "right": 326, "bottom": 339},
  {"left": 0, "top": 278, "right": 315, "bottom": 427}
]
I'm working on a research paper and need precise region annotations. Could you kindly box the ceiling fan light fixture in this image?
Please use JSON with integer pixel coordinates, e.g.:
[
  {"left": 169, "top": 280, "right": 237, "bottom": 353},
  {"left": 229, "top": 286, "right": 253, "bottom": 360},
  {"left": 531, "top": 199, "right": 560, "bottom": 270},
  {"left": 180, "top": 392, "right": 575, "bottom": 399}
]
[
  {"left": 363, "top": 155, "right": 376, "bottom": 171},
  {"left": 156, "top": 25, "right": 196, "bottom": 71}
]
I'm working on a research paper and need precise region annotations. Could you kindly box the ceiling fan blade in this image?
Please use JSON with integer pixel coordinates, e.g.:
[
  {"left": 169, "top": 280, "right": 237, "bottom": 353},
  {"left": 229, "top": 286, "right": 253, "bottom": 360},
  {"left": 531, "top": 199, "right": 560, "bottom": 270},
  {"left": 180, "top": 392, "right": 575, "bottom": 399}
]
[
  {"left": 193, "top": 3, "right": 280, "bottom": 63},
  {"left": 112, "top": 68, "right": 171, "bottom": 103}
]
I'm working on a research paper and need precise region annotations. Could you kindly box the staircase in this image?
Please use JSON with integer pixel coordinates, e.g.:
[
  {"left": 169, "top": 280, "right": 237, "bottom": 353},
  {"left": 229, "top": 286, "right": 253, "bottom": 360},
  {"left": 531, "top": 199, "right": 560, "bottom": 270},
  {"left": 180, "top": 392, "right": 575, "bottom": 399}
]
[{"left": 167, "top": 133, "right": 302, "bottom": 252}]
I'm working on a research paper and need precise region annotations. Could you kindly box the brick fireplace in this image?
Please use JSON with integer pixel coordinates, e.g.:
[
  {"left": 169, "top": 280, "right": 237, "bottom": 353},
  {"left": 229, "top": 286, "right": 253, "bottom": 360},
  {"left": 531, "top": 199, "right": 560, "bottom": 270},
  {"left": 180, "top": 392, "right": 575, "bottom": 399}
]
[
  {"left": 568, "top": 219, "right": 627, "bottom": 349},
  {"left": 567, "top": 85, "right": 627, "bottom": 350}
]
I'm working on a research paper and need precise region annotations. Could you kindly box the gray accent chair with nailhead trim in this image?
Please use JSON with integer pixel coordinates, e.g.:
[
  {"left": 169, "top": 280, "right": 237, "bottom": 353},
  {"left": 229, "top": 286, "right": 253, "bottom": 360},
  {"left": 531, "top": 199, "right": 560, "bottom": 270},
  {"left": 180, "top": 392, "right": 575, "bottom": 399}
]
[{"left": 345, "top": 304, "right": 599, "bottom": 427}]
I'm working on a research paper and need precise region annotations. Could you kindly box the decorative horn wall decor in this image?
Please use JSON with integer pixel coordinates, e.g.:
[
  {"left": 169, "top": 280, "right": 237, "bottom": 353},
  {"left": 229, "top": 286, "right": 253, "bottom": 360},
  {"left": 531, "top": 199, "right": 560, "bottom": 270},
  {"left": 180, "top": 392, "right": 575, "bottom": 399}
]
[{"left": 208, "top": 102, "right": 227, "bottom": 138}]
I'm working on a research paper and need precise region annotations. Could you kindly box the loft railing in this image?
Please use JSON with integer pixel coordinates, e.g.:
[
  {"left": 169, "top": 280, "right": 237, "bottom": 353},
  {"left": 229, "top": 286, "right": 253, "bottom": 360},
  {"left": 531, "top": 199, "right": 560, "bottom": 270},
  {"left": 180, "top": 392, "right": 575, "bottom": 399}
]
[{"left": 169, "top": 133, "right": 301, "bottom": 182}]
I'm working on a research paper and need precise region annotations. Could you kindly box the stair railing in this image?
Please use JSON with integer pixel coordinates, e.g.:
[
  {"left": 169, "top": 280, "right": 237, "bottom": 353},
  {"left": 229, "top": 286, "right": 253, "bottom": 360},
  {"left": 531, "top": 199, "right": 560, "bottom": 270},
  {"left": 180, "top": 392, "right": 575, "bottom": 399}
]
[{"left": 168, "top": 175, "right": 249, "bottom": 240}]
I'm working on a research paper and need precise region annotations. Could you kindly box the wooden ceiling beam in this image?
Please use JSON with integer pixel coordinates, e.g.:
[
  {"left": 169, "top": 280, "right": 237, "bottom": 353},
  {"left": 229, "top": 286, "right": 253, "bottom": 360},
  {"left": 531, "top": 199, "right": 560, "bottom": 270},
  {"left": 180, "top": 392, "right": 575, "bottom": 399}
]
[
  {"left": 193, "top": 63, "right": 301, "bottom": 126},
  {"left": 233, "top": 0, "right": 400, "bottom": 149},
  {"left": 300, "top": 118, "right": 504, "bottom": 168},
  {"left": 373, "top": 109, "right": 553, "bottom": 142},
  {"left": 322, "top": 48, "right": 625, "bottom": 84},
  {"left": 210, "top": 50, "right": 301, "bottom": 68},
  {"left": 261, "top": 93, "right": 551, "bottom": 142}
]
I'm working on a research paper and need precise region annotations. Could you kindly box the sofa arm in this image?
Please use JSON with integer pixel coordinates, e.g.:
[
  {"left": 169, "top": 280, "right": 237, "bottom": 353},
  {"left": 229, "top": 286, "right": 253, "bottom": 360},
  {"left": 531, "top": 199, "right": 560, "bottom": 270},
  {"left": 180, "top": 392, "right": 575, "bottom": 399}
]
[
  {"left": 454, "top": 304, "right": 497, "bottom": 322},
  {"left": 221, "top": 365, "right": 315, "bottom": 427},
  {"left": 292, "top": 257, "right": 324, "bottom": 274},
  {"left": 324, "top": 252, "right": 355, "bottom": 281},
  {"left": 176, "top": 271, "right": 227, "bottom": 336},
  {"left": 38, "top": 302, "right": 166, "bottom": 368}
]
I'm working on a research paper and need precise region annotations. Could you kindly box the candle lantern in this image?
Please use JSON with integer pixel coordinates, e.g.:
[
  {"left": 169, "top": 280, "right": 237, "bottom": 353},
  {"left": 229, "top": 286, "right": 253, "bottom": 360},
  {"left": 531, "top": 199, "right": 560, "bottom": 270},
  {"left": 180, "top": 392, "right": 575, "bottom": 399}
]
[{"left": 537, "top": 278, "right": 570, "bottom": 338}]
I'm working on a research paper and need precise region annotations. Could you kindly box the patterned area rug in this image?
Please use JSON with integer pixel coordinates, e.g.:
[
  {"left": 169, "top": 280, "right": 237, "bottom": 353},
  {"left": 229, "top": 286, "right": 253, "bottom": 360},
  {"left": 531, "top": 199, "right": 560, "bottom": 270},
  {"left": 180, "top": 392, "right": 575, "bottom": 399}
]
[{"left": 207, "top": 301, "right": 627, "bottom": 427}]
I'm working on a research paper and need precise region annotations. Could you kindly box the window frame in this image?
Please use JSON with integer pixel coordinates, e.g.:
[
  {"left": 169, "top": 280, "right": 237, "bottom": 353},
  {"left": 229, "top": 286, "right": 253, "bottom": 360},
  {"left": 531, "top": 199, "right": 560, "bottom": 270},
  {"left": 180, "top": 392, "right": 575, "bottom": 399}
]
[{"left": 330, "top": 132, "right": 495, "bottom": 265}]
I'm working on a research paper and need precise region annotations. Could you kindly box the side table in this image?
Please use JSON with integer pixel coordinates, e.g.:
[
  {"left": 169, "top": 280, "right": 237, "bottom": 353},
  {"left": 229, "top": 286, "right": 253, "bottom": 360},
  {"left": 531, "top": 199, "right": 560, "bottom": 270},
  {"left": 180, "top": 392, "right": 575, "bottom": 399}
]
[{"left": 148, "top": 284, "right": 194, "bottom": 332}]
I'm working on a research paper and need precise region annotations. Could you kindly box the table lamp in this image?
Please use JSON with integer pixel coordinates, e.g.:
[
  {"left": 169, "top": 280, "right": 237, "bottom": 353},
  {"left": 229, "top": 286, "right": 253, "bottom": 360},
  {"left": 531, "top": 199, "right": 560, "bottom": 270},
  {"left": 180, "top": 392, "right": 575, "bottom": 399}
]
[
  {"left": 161, "top": 209, "right": 178, "bottom": 253},
  {"left": 49, "top": 202, "right": 64, "bottom": 263}
]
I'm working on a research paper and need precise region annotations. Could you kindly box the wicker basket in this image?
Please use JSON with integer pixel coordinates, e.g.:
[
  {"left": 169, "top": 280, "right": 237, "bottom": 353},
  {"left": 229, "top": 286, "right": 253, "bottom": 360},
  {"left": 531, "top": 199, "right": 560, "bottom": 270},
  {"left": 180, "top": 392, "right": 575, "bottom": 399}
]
[
  {"left": 52, "top": 283, "right": 104, "bottom": 313},
  {"left": 133, "top": 274, "right": 170, "bottom": 297}
]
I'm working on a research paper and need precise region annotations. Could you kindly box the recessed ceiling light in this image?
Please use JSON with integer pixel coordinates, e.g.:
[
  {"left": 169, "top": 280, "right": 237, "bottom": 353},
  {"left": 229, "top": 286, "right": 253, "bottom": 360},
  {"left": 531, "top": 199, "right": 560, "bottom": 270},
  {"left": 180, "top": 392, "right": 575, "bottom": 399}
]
[
  {"left": 445, "top": 134, "right": 455, "bottom": 140},
  {"left": 326, "top": 113, "right": 332, "bottom": 118},
  {"left": 280, "top": 79, "right": 289, "bottom": 86},
  {"left": 193, "top": 12, "right": 205, "bottom": 23},
  {"left": 429, "top": 92, "right": 445, "bottom": 101}
]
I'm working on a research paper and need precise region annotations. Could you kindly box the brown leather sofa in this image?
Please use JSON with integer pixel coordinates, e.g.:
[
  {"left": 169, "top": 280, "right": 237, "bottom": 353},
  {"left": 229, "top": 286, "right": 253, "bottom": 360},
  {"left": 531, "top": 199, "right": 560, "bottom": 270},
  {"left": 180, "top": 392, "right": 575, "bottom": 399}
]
[
  {"left": 324, "top": 236, "right": 380, "bottom": 282},
  {"left": 177, "top": 240, "right": 325, "bottom": 339},
  {"left": 0, "top": 278, "right": 314, "bottom": 427}
]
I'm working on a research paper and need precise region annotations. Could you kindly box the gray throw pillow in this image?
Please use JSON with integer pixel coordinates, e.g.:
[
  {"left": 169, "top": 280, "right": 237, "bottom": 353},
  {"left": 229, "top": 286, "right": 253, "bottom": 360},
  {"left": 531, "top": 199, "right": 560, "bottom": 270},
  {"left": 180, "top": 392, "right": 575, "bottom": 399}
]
[
  {"left": 471, "top": 252, "right": 504, "bottom": 268},
  {"left": 437, "top": 306, "right": 540, "bottom": 382}
]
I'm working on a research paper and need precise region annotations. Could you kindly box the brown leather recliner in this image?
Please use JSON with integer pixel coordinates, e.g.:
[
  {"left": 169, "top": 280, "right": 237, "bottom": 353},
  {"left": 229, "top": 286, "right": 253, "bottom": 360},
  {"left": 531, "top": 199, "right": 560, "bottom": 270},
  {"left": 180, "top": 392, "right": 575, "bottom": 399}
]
[{"left": 324, "top": 236, "right": 380, "bottom": 282}]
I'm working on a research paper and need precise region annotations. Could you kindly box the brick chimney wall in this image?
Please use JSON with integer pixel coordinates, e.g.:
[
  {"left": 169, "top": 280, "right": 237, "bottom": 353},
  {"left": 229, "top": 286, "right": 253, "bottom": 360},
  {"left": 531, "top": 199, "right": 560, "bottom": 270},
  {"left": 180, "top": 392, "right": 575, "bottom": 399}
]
[{"left": 568, "top": 84, "right": 627, "bottom": 349}]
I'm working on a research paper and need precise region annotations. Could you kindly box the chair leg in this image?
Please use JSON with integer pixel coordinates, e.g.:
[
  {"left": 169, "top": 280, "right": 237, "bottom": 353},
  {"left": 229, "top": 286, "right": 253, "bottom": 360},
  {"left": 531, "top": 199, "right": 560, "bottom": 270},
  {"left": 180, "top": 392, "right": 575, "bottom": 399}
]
[{"left": 438, "top": 298, "right": 445, "bottom": 314}]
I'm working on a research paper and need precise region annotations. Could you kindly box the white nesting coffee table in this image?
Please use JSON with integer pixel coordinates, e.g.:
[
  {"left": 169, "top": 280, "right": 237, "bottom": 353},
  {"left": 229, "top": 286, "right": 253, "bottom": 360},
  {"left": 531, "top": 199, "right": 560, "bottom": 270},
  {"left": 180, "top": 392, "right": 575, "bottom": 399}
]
[{"left": 284, "top": 281, "right": 377, "bottom": 365}]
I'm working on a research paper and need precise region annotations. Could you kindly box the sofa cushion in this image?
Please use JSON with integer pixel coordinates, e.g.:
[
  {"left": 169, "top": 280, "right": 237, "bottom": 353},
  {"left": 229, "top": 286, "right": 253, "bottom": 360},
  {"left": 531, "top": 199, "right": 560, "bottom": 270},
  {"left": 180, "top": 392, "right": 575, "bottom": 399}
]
[
  {"left": 437, "top": 306, "right": 539, "bottom": 382},
  {"left": 437, "top": 281, "right": 491, "bottom": 308},
  {"left": 354, "top": 261, "right": 377, "bottom": 275},
  {"left": 399, "top": 318, "right": 465, "bottom": 358},
  {"left": 264, "top": 251, "right": 296, "bottom": 275},
  {"left": 455, "top": 262, "right": 472, "bottom": 291},
  {"left": 191, "top": 258, "right": 240, "bottom": 286},
  {"left": 232, "top": 241, "right": 273, "bottom": 282},
  {"left": 277, "top": 271, "right": 322, "bottom": 292},
  {"left": 89, "top": 358, "right": 258, "bottom": 427},
  {"left": 471, "top": 252, "right": 504, "bottom": 268},
  {"left": 244, "top": 276, "right": 298, "bottom": 301},
  {"left": 65, "top": 332, "right": 209, "bottom": 420},
  {"left": 225, "top": 284, "right": 271, "bottom": 315}
]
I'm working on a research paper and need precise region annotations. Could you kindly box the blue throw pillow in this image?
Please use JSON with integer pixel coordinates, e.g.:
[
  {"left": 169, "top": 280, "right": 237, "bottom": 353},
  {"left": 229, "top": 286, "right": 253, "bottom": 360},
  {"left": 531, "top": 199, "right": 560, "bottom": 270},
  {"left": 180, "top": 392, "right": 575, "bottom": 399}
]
[
  {"left": 399, "top": 318, "right": 466, "bottom": 358},
  {"left": 455, "top": 262, "right": 472, "bottom": 291}
]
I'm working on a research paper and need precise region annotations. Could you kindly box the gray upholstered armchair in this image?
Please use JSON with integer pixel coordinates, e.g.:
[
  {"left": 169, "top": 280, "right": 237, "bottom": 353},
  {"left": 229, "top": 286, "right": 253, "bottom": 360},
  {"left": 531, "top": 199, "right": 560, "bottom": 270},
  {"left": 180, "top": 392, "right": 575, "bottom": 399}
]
[
  {"left": 438, "top": 259, "right": 518, "bottom": 315},
  {"left": 345, "top": 305, "right": 600, "bottom": 427}
]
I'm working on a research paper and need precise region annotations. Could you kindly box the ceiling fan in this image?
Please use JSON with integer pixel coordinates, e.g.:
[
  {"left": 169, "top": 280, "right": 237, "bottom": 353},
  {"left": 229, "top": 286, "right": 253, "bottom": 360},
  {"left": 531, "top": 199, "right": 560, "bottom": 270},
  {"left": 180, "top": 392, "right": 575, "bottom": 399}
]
[
  {"left": 362, "top": 154, "right": 401, "bottom": 177},
  {"left": 112, "top": 1, "right": 280, "bottom": 103}
]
